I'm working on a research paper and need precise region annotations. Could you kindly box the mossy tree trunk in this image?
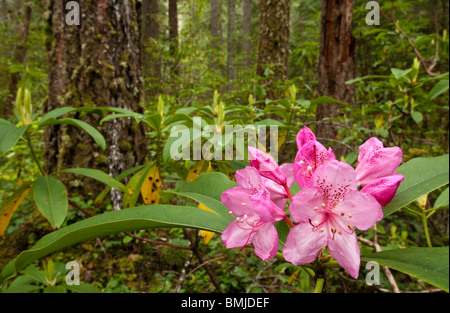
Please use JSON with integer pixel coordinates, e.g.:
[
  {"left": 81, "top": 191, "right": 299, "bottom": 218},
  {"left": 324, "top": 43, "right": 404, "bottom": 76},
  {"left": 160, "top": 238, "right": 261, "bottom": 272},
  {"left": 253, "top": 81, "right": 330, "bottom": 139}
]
[
  {"left": 256, "top": 0, "right": 291, "bottom": 100},
  {"left": 1, "top": 0, "right": 32, "bottom": 119},
  {"left": 169, "top": 0, "right": 179, "bottom": 77},
  {"left": 316, "top": 0, "right": 356, "bottom": 158},
  {"left": 242, "top": 0, "right": 253, "bottom": 70},
  {"left": 140, "top": 0, "right": 161, "bottom": 100},
  {"left": 45, "top": 0, "right": 147, "bottom": 207},
  {"left": 227, "top": 0, "right": 236, "bottom": 83}
]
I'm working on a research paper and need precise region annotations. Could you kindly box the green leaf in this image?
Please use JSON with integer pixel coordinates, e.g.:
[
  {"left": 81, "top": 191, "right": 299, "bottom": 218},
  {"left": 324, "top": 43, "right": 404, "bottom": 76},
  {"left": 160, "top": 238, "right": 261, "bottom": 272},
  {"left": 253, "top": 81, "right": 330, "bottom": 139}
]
[
  {"left": 434, "top": 187, "right": 449, "bottom": 209},
  {"left": 38, "top": 107, "right": 77, "bottom": 126},
  {"left": 59, "top": 168, "right": 127, "bottom": 193},
  {"left": 0, "top": 205, "right": 230, "bottom": 285},
  {"left": 161, "top": 172, "right": 237, "bottom": 218},
  {"left": 427, "top": 79, "right": 449, "bottom": 100},
  {"left": 39, "top": 118, "right": 106, "bottom": 151},
  {"left": 0, "top": 119, "right": 28, "bottom": 157},
  {"left": 94, "top": 164, "right": 146, "bottom": 207},
  {"left": 144, "top": 114, "right": 162, "bottom": 132},
  {"left": 362, "top": 247, "right": 449, "bottom": 292},
  {"left": 122, "top": 163, "right": 154, "bottom": 209},
  {"left": 384, "top": 155, "right": 449, "bottom": 216},
  {"left": 32, "top": 176, "right": 68, "bottom": 229},
  {"left": 391, "top": 68, "right": 412, "bottom": 80},
  {"left": 2, "top": 275, "right": 40, "bottom": 293},
  {"left": 66, "top": 283, "right": 100, "bottom": 293},
  {"left": 411, "top": 111, "right": 423, "bottom": 124},
  {"left": 310, "top": 96, "right": 347, "bottom": 106}
]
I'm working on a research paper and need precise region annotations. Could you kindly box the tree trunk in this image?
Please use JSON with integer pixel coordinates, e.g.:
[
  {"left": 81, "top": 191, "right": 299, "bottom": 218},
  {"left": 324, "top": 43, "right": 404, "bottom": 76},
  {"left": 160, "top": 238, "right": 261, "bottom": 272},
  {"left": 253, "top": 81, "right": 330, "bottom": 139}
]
[
  {"left": 1, "top": 0, "right": 32, "bottom": 120},
  {"left": 140, "top": 0, "right": 161, "bottom": 99},
  {"left": 316, "top": 0, "right": 356, "bottom": 157},
  {"left": 210, "top": 0, "right": 224, "bottom": 76},
  {"left": 242, "top": 0, "right": 252, "bottom": 70},
  {"left": 169, "top": 0, "right": 179, "bottom": 76},
  {"left": 256, "top": 0, "right": 291, "bottom": 100},
  {"left": 227, "top": 0, "right": 236, "bottom": 82},
  {"left": 45, "top": 0, "right": 147, "bottom": 208}
]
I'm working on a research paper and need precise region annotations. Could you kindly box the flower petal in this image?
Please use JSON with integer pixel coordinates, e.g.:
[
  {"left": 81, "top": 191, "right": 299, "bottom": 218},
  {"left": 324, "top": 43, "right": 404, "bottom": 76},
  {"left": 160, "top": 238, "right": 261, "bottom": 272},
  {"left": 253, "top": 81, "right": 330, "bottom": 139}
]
[
  {"left": 221, "top": 220, "right": 254, "bottom": 249},
  {"left": 221, "top": 187, "right": 254, "bottom": 217},
  {"left": 248, "top": 146, "right": 286, "bottom": 185},
  {"left": 280, "top": 163, "right": 295, "bottom": 188},
  {"left": 333, "top": 190, "right": 383, "bottom": 231},
  {"left": 289, "top": 187, "right": 324, "bottom": 224},
  {"left": 261, "top": 176, "right": 288, "bottom": 209},
  {"left": 356, "top": 138, "right": 403, "bottom": 186},
  {"left": 252, "top": 223, "right": 279, "bottom": 261},
  {"left": 357, "top": 137, "right": 384, "bottom": 163},
  {"left": 251, "top": 190, "right": 286, "bottom": 223},
  {"left": 310, "top": 160, "right": 358, "bottom": 209},
  {"left": 296, "top": 126, "right": 316, "bottom": 150},
  {"left": 327, "top": 231, "right": 360, "bottom": 279},
  {"left": 283, "top": 223, "right": 328, "bottom": 265},
  {"left": 294, "top": 141, "right": 336, "bottom": 188},
  {"left": 235, "top": 166, "right": 264, "bottom": 190},
  {"left": 361, "top": 174, "right": 405, "bottom": 207}
]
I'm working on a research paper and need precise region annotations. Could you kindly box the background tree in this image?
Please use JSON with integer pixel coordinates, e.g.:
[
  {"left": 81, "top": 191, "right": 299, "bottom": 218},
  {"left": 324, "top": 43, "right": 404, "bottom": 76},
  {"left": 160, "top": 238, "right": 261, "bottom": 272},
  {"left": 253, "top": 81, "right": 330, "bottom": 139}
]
[
  {"left": 227, "top": 0, "right": 236, "bottom": 84},
  {"left": 242, "top": 0, "right": 252, "bottom": 70},
  {"left": 140, "top": 0, "right": 161, "bottom": 100},
  {"left": 256, "top": 0, "right": 291, "bottom": 100},
  {"left": 209, "top": 0, "right": 222, "bottom": 72},
  {"left": 1, "top": 0, "right": 32, "bottom": 119},
  {"left": 169, "top": 0, "right": 179, "bottom": 77},
  {"left": 44, "top": 0, "right": 147, "bottom": 207},
  {"left": 315, "top": 0, "right": 356, "bottom": 157}
]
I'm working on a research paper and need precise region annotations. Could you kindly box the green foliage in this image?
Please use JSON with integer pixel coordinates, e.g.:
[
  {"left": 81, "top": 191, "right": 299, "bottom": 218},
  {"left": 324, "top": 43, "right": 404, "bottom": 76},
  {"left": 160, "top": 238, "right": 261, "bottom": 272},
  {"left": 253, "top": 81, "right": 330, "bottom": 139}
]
[
  {"left": 362, "top": 247, "right": 449, "bottom": 292},
  {"left": 0, "top": 0, "right": 449, "bottom": 294}
]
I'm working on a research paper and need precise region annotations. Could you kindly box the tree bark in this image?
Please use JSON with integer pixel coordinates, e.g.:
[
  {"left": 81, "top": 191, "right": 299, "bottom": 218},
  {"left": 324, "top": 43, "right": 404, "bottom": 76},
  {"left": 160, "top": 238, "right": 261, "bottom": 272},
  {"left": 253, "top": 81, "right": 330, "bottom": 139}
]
[
  {"left": 256, "top": 0, "right": 291, "bottom": 100},
  {"left": 316, "top": 0, "right": 356, "bottom": 158},
  {"left": 169, "top": 0, "right": 179, "bottom": 76},
  {"left": 140, "top": 0, "right": 161, "bottom": 99},
  {"left": 45, "top": 0, "right": 147, "bottom": 208},
  {"left": 209, "top": 0, "right": 224, "bottom": 75},
  {"left": 227, "top": 0, "right": 236, "bottom": 82},
  {"left": 1, "top": 0, "right": 32, "bottom": 120},
  {"left": 242, "top": 0, "right": 252, "bottom": 70}
]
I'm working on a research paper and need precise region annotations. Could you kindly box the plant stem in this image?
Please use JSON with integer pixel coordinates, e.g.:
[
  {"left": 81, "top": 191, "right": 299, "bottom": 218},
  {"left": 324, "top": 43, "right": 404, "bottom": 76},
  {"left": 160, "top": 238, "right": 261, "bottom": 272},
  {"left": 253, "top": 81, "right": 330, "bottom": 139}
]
[
  {"left": 284, "top": 216, "right": 295, "bottom": 228},
  {"left": 282, "top": 182, "right": 293, "bottom": 200},
  {"left": 421, "top": 210, "right": 433, "bottom": 247},
  {"left": 314, "top": 278, "right": 325, "bottom": 293},
  {"left": 25, "top": 131, "right": 45, "bottom": 176}
]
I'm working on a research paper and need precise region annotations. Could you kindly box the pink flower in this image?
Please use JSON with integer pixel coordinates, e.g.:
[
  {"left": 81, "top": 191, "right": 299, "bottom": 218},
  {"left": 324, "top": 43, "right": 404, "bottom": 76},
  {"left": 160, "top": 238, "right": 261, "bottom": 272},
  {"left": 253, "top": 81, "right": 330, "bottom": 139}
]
[
  {"left": 355, "top": 137, "right": 404, "bottom": 207},
  {"left": 356, "top": 137, "right": 403, "bottom": 187},
  {"left": 360, "top": 174, "right": 405, "bottom": 207},
  {"left": 293, "top": 127, "right": 336, "bottom": 188},
  {"left": 248, "top": 146, "right": 294, "bottom": 187},
  {"left": 235, "top": 166, "right": 288, "bottom": 209},
  {"left": 222, "top": 167, "right": 287, "bottom": 261},
  {"left": 296, "top": 126, "right": 316, "bottom": 150},
  {"left": 283, "top": 160, "right": 383, "bottom": 278}
]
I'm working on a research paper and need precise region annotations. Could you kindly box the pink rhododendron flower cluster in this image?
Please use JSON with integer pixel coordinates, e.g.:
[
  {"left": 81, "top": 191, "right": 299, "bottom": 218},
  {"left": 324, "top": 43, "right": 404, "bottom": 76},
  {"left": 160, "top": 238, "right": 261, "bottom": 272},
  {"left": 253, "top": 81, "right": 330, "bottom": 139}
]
[{"left": 221, "top": 126, "right": 404, "bottom": 278}]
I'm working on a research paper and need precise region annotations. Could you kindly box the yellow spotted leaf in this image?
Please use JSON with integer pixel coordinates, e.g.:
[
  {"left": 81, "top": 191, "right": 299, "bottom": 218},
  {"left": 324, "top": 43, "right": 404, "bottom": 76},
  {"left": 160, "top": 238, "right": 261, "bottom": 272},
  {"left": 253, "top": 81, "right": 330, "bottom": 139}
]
[
  {"left": 289, "top": 268, "right": 301, "bottom": 285},
  {"left": 189, "top": 164, "right": 216, "bottom": 244},
  {"left": 140, "top": 165, "right": 162, "bottom": 205},
  {"left": 0, "top": 184, "right": 31, "bottom": 237},
  {"left": 277, "top": 130, "right": 288, "bottom": 150},
  {"left": 200, "top": 230, "right": 215, "bottom": 245},
  {"left": 198, "top": 202, "right": 215, "bottom": 214},
  {"left": 186, "top": 160, "right": 206, "bottom": 183},
  {"left": 199, "top": 203, "right": 216, "bottom": 244}
]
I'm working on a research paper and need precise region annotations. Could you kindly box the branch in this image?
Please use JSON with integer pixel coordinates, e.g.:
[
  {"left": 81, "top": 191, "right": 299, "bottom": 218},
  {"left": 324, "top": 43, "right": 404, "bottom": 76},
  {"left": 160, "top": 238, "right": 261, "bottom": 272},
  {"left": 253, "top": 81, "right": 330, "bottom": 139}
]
[
  {"left": 373, "top": 223, "right": 401, "bottom": 293},
  {"left": 380, "top": 9, "right": 440, "bottom": 77}
]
